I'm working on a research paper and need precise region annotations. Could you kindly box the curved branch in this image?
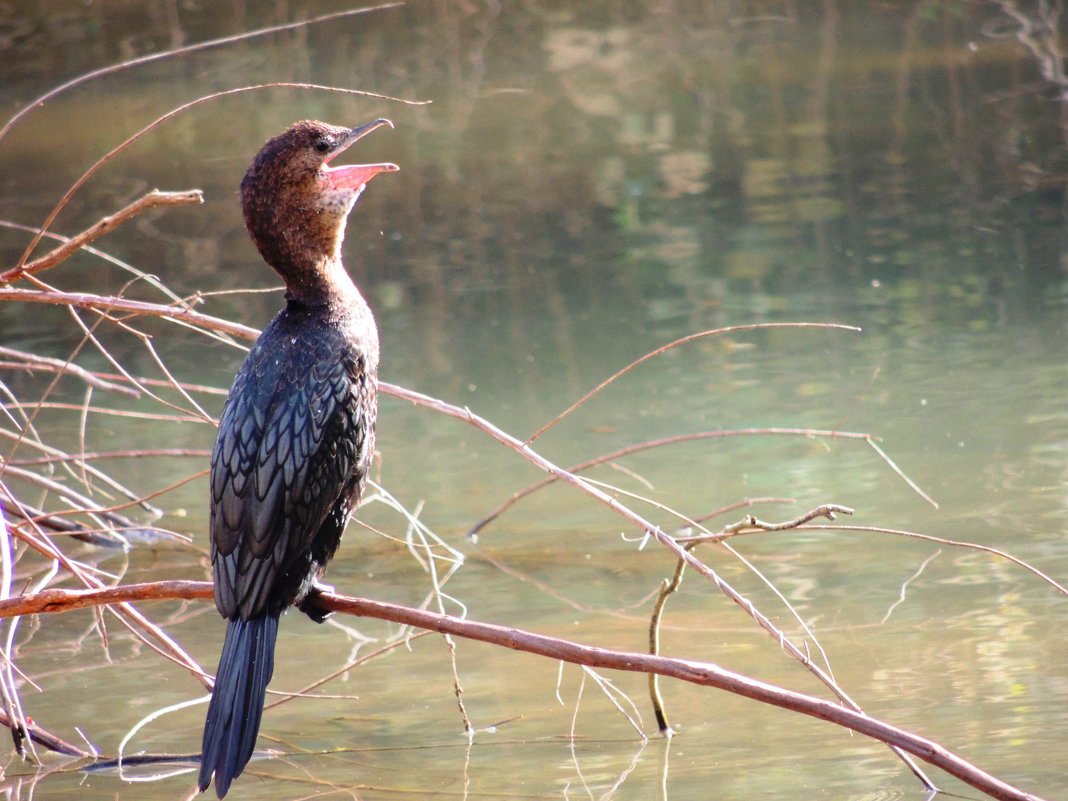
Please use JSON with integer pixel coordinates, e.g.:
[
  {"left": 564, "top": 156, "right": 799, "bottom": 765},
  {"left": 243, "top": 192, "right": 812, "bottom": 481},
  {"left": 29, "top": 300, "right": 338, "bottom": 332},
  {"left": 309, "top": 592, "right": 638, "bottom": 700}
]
[
  {"left": 0, "top": 346, "right": 138, "bottom": 396},
  {"left": 0, "top": 709, "right": 93, "bottom": 759},
  {"left": 524, "top": 323, "right": 862, "bottom": 444},
  {"left": 13, "top": 83, "right": 427, "bottom": 272},
  {"left": 0, "top": 580, "right": 1047, "bottom": 801},
  {"left": 0, "top": 190, "right": 203, "bottom": 284},
  {"left": 0, "top": 288, "right": 258, "bottom": 340},
  {"left": 468, "top": 429, "right": 869, "bottom": 537},
  {"left": 0, "top": 4, "right": 404, "bottom": 143}
]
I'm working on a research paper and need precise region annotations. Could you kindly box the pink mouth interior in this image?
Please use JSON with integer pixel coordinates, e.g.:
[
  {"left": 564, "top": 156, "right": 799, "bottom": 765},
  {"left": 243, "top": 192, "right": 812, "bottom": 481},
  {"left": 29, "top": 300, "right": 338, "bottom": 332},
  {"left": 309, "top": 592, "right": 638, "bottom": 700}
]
[{"left": 324, "top": 162, "right": 399, "bottom": 190}]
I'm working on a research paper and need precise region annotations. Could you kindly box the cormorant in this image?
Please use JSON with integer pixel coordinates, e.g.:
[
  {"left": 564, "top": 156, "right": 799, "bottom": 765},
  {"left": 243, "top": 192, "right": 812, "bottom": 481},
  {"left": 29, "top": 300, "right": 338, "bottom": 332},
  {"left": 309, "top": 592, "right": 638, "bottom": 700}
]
[{"left": 198, "top": 118, "right": 397, "bottom": 798}]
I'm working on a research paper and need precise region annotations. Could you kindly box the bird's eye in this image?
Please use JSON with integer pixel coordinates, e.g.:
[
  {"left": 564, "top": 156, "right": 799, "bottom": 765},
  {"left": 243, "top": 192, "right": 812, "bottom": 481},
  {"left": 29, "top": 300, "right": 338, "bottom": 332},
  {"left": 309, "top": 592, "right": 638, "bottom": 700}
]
[{"left": 314, "top": 138, "right": 331, "bottom": 154}]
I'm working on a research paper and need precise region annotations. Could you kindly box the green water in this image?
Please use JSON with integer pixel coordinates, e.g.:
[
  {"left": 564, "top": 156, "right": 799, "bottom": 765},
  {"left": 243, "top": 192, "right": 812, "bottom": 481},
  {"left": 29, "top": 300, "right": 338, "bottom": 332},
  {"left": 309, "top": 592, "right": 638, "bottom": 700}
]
[{"left": 1, "top": 2, "right": 1067, "bottom": 799}]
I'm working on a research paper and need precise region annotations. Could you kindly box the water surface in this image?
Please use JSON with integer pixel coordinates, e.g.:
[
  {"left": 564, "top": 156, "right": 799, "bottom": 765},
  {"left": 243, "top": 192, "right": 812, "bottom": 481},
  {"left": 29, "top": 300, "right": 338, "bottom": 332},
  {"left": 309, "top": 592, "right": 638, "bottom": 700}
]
[{"left": 1, "top": 3, "right": 1067, "bottom": 799}]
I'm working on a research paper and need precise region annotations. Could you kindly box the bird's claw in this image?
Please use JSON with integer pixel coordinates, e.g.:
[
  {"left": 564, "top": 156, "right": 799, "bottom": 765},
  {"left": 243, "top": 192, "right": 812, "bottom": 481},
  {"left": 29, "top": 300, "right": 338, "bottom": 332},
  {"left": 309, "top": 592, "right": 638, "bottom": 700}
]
[{"left": 298, "top": 582, "right": 336, "bottom": 623}]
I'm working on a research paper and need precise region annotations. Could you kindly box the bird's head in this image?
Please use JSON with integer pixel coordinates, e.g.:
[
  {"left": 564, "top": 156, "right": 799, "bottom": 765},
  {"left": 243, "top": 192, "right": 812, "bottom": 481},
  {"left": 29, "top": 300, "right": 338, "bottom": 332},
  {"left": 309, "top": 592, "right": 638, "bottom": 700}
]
[{"left": 241, "top": 119, "right": 398, "bottom": 288}]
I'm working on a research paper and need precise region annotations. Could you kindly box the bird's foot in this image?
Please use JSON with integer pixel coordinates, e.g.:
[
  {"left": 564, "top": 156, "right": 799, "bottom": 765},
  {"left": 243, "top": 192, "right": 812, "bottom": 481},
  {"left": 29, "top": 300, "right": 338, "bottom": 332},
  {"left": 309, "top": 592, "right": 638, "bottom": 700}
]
[{"left": 298, "top": 581, "right": 335, "bottom": 623}]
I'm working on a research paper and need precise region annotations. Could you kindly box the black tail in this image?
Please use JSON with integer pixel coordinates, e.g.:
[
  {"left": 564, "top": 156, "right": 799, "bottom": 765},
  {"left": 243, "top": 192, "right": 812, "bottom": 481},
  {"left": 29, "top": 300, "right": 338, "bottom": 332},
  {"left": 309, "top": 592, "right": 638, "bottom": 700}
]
[{"left": 199, "top": 614, "right": 279, "bottom": 797}]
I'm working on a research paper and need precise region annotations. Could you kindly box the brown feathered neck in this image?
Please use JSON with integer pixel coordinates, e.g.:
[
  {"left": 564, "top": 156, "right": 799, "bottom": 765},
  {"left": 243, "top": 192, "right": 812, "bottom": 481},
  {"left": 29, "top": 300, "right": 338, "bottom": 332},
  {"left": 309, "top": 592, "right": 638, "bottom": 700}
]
[{"left": 240, "top": 119, "right": 397, "bottom": 308}]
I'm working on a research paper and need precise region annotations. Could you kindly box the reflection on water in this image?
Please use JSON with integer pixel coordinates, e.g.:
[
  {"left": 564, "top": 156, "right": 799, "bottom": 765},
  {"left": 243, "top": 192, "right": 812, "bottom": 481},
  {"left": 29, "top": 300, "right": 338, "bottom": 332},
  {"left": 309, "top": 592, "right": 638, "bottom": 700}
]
[{"left": 1, "top": 2, "right": 1067, "bottom": 799}]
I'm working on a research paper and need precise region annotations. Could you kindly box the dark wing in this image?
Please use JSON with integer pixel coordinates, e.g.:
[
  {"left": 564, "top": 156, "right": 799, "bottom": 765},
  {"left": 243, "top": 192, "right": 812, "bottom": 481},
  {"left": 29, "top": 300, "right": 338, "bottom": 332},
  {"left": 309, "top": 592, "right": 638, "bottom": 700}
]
[{"left": 209, "top": 327, "right": 371, "bottom": 620}]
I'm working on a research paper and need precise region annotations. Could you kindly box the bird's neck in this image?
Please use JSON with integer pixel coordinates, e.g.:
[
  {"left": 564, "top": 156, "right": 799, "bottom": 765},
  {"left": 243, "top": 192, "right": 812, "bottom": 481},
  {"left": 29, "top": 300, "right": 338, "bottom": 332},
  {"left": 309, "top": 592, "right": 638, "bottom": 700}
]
[{"left": 275, "top": 255, "right": 364, "bottom": 313}]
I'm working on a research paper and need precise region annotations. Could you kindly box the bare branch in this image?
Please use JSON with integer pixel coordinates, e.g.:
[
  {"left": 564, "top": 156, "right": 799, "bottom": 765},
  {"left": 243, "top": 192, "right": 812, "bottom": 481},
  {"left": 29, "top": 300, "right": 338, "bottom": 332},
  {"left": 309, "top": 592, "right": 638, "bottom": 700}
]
[
  {"left": 677, "top": 503, "right": 855, "bottom": 540},
  {"left": 650, "top": 501, "right": 934, "bottom": 790},
  {"left": 13, "top": 83, "right": 428, "bottom": 272},
  {"left": 0, "top": 191, "right": 204, "bottom": 284},
  {"left": 0, "top": 347, "right": 138, "bottom": 397},
  {"left": 802, "top": 524, "right": 1068, "bottom": 598},
  {"left": 7, "top": 448, "right": 210, "bottom": 467},
  {"left": 382, "top": 383, "right": 888, "bottom": 716},
  {"left": 0, "top": 709, "right": 93, "bottom": 759},
  {"left": 0, "top": 288, "right": 258, "bottom": 340},
  {"left": 0, "top": 580, "right": 1046, "bottom": 801},
  {"left": 0, "top": 4, "right": 406, "bottom": 142},
  {"left": 525, "top": 323, "right": 862, "bottom": 444},
  {"left": 866, "top": 437, "right": 938, "bottom": 509},
  {"left": 469, "top": 429, "right": 868, "bottom": 537}
]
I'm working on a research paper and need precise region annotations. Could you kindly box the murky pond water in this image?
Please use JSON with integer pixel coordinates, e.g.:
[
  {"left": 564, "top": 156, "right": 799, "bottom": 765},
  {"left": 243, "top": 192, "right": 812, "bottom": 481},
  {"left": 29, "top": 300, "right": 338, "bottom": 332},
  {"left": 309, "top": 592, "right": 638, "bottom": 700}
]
[{"left": 2, "top": 2, "right": 1067, "bottom": 799}]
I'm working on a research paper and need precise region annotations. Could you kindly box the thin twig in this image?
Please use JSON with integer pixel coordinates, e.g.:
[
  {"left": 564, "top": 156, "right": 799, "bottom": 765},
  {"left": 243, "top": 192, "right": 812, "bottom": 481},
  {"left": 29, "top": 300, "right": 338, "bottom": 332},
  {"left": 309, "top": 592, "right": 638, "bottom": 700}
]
[
  {"left": 648, "top": 547, "right": 691, "bottom": 733},
  {"left": 802, "top": 524, "right": 1068, "bottom": 598},
  {"left": 651, "top": 504, "right": 852, "bottom": 733},
  {"left": 0, "top": 4, "right": 406, "bottom": 142},
  {"left": 0, "top": 426, "right": 144, "bottom": 501},
  {"left": 263, "top": 631, "right": 433, "bottom": 712},
  {"left": 0, "top": 220, "right": 199, "bottom": 306},
  {"left": 0, "top": 499, "right": 207, "bottom": 684},
  {"left": 469, "top": 429, "right": 868, "bottom": 537},
  {"left": 0, "top": 347, "right": 138, "bottom": 397},
  {"left": 7, "top": 448, "right": 210, "bottom": 466},
  {"left": 525, "top": 323, "right": 862, "bottom": 444},
  {"left": 14, "top": 83, "right": 428, "bottom": 272},
  {"left": 676, "top": 503, "right": 856, "bottom": 540},
  {"left": 0, "top": 191, "right": 203, "bottom": 284},
  {"left": 0, "top": 288, "right": 258, "bottom": 340},
  {"left": 0, "top": 708, "right": 93, "bottom": 759},
  {"left": 866, "top": 437, "right": 938, "bottom": 509},
  {"left": 384, "top": 382, "right": 935, "bottom": 787},
  {"left": 679, "top": 521, "right": 1068, "bottom": 599},
  {"left": 882, "top": 550, "right": 942, "bottom": 624},
  {"left": 64, "top": 301, "right": 215, "bottom": 424}
]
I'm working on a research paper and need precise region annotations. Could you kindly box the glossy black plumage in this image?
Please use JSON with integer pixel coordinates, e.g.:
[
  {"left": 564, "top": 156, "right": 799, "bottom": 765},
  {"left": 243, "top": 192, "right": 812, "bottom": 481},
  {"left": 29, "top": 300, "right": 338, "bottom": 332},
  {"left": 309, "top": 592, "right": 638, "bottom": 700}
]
[
  {"left": 198, "top": 119, "right": 395, "bottom": 798},
  {"left": 209, "top": 310, "right": 375, "bottom": 620},
  {"left": 199, "top": 616, "right": 277, "bottom": 799}
]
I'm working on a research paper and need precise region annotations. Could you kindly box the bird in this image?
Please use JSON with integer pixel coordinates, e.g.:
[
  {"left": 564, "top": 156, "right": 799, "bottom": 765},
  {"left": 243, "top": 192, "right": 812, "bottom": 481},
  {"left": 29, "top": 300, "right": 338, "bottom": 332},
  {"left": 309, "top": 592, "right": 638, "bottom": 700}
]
[{"left": 198, "top": 118, "right": 398, "bottom": 798}]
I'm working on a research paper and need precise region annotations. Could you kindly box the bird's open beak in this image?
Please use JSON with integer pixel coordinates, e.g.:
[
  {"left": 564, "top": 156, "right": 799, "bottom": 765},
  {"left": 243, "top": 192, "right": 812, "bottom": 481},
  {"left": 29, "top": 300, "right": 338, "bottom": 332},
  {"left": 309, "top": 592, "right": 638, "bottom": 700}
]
[{"left": 324, "top": 118, "right": 399, "bottom": 190}]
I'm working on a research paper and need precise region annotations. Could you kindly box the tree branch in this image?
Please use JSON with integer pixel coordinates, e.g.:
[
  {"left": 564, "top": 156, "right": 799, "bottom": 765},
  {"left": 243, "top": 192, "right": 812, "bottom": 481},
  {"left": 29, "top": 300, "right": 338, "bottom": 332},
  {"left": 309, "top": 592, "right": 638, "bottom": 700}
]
[
  {"left": 0, "top": 709, "right": 94, "bottom": 759},
  {"left": 0, "top": 580, "right": 1046, "bottom": 801},
  {"left": 0, "top": 346, "right": 139, "bottom": 396},
  {"left": 0, "top": 288, "right": 258, "bottom": 340},
  {"left": 0, "top": 190, "right": 204, "bottom": 285}
]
